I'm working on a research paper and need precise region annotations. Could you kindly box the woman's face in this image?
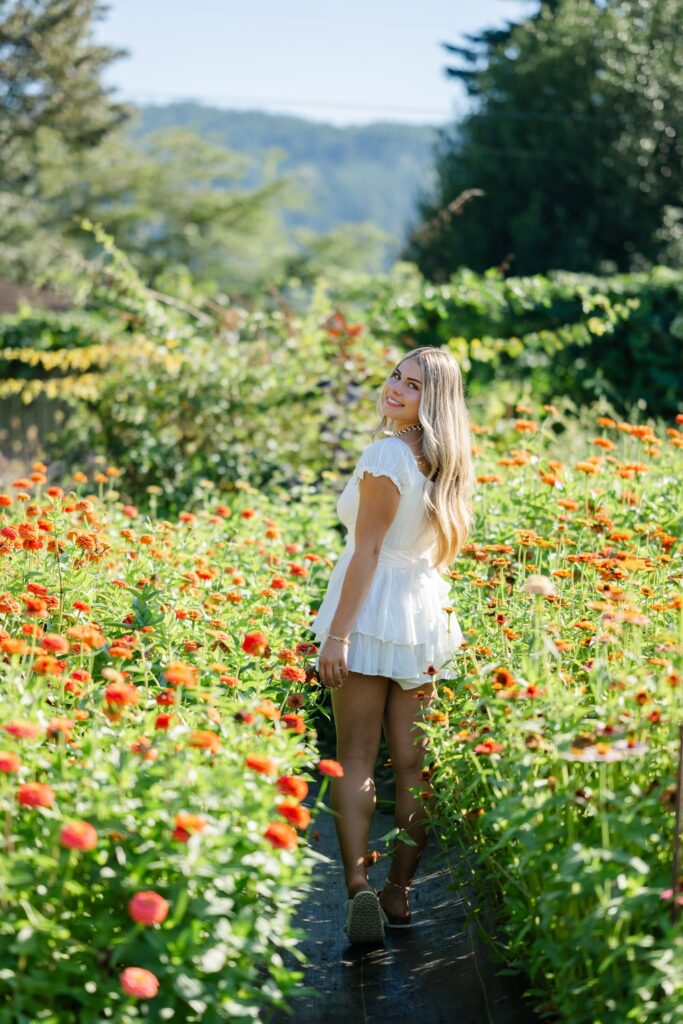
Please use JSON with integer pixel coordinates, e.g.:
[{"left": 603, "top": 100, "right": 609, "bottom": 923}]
[{"left": 381, "top": 357, "right": 423, "bottom": 427}]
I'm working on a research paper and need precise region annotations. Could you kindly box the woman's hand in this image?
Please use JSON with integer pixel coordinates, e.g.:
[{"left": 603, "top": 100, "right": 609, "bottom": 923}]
[{"left": 318, "top": 637, "right": 349, "bottom": 690}]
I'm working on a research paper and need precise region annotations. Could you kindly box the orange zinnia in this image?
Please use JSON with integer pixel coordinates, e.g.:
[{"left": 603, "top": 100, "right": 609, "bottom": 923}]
[
  {"left": 245, "top": 754, "right": 277, "bottom": 775},
  {"left": 189, "top": 730, "right": 221, "bottom": 753},
  {"left": 164, "top": 661, "right": 199, "bottom": 687}
]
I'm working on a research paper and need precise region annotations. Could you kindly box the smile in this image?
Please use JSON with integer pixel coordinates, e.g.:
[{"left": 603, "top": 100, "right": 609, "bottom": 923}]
[{"left": 385, "top": 397, "right": 403, "bottom": 407}]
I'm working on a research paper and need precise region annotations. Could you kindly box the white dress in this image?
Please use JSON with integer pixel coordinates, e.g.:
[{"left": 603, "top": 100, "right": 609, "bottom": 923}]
[{"left": 309, "top": 436, "right": 464, "bottom": 689}]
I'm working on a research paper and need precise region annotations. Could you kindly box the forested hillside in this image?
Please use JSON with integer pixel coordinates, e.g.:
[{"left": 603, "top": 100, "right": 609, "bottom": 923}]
[{"left": 132, "top": 102, "right": 439, "bottom": 242}]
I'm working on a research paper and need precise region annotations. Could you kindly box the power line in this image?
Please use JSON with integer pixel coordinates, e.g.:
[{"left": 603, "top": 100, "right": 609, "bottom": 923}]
[
  {"left": 105, "top": 0, "right": 519, "bottom": 34},
  {"left": 114, "top": 88, "right": 674, "bottom": 130}
]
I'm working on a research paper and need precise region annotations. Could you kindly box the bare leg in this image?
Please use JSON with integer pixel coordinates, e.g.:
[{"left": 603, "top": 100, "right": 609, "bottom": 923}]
[
  {"left": 330, "top": 671, "right": 391, "bottom": 897},
  {"left": 379, "top": 679, "right": 437, "bottom": 918}
]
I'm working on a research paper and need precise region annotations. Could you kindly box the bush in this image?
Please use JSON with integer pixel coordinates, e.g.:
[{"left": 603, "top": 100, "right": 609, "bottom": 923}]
[
  {"left": 326, "top": 263, "right": 683, "bottom": 418},
  {"left": 0, "top": 467, "right": 343, "bottom": 1022},
  {"left": 421, "top": 406, "right": 683, "bottom": 1023}
]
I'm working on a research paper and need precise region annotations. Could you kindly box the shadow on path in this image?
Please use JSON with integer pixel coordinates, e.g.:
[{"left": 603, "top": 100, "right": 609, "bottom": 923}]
[{"left": 272, "top": 790, "right": 538, "bottom": 1024}]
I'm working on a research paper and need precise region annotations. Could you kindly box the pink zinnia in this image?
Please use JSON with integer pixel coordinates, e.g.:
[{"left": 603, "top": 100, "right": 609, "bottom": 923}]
[
  {"left": 128, "top": 891, "right": 169, "bottom": 926},
  {"left": 60, "top": 821, "right": 98, "bottom": 851},
  {"left": 120, "top": 967, "right": 159, "bottom": 999}
]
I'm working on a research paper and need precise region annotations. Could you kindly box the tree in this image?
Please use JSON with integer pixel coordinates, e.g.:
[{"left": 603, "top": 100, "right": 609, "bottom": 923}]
[
  {"left": 0, "top": 0, "right": 129, "bottom": 188},
  {"left": 0, "top": 0, "right": 130, "bottom": 281},
  {"left": 405, "top": 0, "right": 683, "bottom": 278},
  {"left": 38, "top": 126, "right": 307, "bottom": 294}
]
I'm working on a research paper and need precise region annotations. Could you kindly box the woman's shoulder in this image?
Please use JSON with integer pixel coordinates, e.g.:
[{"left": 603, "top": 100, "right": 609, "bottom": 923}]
[
  {"left": 359, "top": 435, "right": 408, "bottom": 458},
  {"left": 352, "top": 436, "right": 415, "bottom": 494},
  {"left": 356, "top": 435, "right": 412, "bottom": 468}
]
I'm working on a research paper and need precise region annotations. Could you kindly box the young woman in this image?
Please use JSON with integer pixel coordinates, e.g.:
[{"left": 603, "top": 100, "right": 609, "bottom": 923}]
[{"left": 310, "top": 345, "right": 475, "bottom": 945}]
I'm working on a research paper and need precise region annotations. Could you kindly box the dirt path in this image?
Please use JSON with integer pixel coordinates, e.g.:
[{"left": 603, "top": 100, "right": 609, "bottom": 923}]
[{"left": 271, "top": 788, "right": 537, "bottom": 1024}]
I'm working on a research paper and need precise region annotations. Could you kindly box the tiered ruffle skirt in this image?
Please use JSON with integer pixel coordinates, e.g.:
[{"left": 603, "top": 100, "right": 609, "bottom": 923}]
[{"left": 310, "top": 544, "right": 463, "bottom": 686}]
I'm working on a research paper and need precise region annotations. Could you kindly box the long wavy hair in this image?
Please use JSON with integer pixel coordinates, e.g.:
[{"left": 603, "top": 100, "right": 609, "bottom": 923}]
[{"left": 370, "top": 346, "right": 475, "bottom": 570}]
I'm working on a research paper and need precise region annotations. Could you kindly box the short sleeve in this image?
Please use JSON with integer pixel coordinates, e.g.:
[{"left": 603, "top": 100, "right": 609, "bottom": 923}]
[{"left": 354, "top": 439, "right": 410, "bottom": 496}]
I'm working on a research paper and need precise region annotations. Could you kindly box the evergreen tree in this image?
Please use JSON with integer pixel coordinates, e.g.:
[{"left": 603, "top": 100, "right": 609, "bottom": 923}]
[
  {"left": 405, "top": 0, "right": 683, "bottom": 277},
  {"left": 0, "top": 0, "right": 129, "bottom": 188},
  {"left": 0, "top": 0, "right": 130, "bottom": 281}
]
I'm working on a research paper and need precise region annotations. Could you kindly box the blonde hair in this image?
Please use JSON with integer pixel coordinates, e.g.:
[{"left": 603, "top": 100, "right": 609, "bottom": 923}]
[{"left": 371, "top": 346, "right": 475, "bottom": 570}]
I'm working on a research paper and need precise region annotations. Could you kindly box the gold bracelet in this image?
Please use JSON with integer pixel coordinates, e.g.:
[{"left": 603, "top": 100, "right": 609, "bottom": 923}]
[{"left": 327, "top": 632, "right": 350, "bottom": 645}]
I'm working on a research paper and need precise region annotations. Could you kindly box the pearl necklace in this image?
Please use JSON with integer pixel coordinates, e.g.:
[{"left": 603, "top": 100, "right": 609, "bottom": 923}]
[{"left": 392, "top": 423, "right": 423, "bottom": 437}]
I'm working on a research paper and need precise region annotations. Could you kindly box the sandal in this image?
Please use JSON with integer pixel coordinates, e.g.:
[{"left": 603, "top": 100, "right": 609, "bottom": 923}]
[
  {"left": 377, "top": 877, "right": 413, "bottom": 929},
  {"left": 344, "top": 889, "right": 388, "bottom": 944}
]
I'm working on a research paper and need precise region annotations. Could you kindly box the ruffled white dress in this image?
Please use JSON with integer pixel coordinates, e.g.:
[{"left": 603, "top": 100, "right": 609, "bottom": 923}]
[{"left": 309, "top": 436, "right": 464, "bottom": 689}]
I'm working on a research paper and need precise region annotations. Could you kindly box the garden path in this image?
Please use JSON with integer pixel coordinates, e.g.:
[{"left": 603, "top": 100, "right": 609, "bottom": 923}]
[{"left": 271, "top": 784, "right": 537, "bottom": 1024}]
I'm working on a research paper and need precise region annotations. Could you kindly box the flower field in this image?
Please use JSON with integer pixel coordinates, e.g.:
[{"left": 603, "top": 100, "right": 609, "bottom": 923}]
[
  {"left": 0, "top": 470, "right": 340, "bottom": 1023},
  {"left": 0, "top": 405, "right": 681, "bottom": 1023},
  {"left": 424, "top": 410, "right": 683, "bottom": 1023}
]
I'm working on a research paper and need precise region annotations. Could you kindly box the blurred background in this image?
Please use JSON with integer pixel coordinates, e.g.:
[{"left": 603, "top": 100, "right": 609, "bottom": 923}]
[{"left": 1, "top": 0, "right": 681, "bottom": 505}]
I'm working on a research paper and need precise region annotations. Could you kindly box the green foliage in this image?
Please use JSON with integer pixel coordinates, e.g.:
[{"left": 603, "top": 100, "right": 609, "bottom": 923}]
[
  {"left": 53, "top": 306, "right": 387, "bottom": 511},
  {"left": 407, "top": 0, "right": 683, "bottom": 277},
  {"left": 2, "top": 118, "right": 396, "bottom": 298},
  {"left": 1, "top": 224, "right": 393, "bottom": 510},
  {"left": 2, "top": 233, "right": 680, "bottom": 507},
  {"left": 0, "top": 469, "right": 336, "bottom": 1022},
  {"left": 37, "top": 127, "right": 307, "bottom": 296},
  {"left": 421, "top": 408, "right": 683, "bottom": 1022},
  {"left": 325, "top": 263, "right": 683, "bottom": 418}
]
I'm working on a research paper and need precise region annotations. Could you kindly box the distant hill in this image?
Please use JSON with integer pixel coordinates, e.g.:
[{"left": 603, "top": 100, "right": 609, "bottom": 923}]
[{"left": 131, "top": 103, "right": 440, "bottom": 250}]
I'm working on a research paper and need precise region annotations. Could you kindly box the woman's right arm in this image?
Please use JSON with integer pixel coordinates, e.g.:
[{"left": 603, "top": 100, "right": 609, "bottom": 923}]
[{"left": 318, "top": 471, "right": 401, "bottom": 689}]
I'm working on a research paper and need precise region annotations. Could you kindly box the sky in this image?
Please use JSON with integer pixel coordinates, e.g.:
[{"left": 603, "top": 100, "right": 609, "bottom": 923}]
[{"left": 95, "top": 0, "right": 535, "bottom": 126}]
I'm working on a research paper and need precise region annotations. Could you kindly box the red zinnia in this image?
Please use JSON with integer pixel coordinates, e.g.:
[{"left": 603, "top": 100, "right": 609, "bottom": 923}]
[
  {"left": 241, "top": 631, "right": 269, "bottom": 656},
  {"left": 40, "top": 633, "right": 70, "bottom": 655},
  {"left": 277, "top": 800, "right": 312, "bottom": 830},
  {"left": 318, "top": 759, "right": 344, "bottom": 778},
  {"left": 3, "top": 720, "right": 42, "bottom": 740},
  {"left": 282, "top": 713, "right": 306, "bottom": 734},
  {"left": 128, "top": 891, "right": 169, "bottom": 926},
  {"left": 264, "top": 821, "right": 298, "bottom": 850},
  {"left": 17, "top": 781, "right": 55, "bottom": 807},
  {"left": 474, "top": 739, "right": 504, "bottom": 755},
  {"left": 60, "top": 820, "right": 98, "bottom": 850},
  {"left": 104, "top": 681, "right": 140, "bottom": 707},
  {"left": 276, "top": 775, "right": 309, "bottom": 800}
]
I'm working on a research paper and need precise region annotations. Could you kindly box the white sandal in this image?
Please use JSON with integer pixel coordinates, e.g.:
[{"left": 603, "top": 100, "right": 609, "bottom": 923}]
[{"left": 344, "top": 889, "right": 388, "bottom": 944}]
